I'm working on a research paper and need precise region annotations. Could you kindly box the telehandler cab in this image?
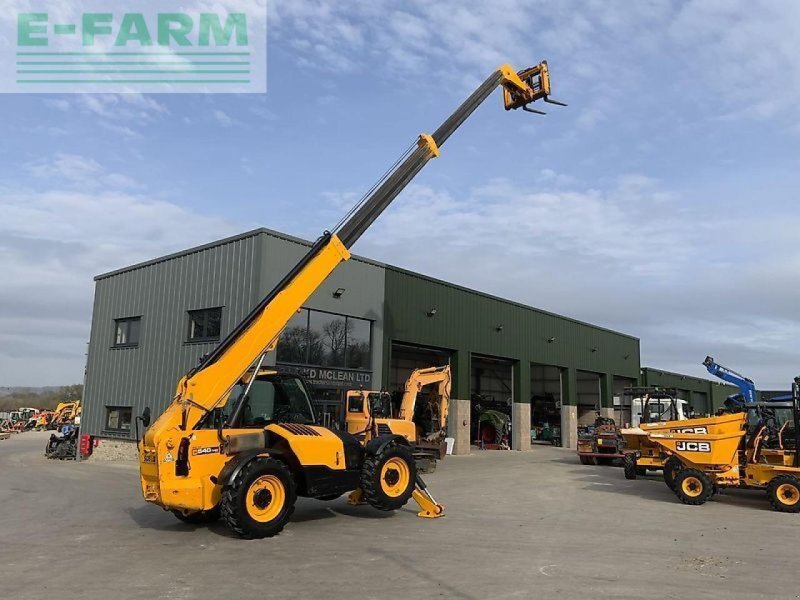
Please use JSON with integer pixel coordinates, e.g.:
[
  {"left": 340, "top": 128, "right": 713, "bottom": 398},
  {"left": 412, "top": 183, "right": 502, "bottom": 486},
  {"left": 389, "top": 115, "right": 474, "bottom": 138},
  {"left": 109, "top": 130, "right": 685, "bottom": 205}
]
[{"left": 137, "top": 61, "right": 564, "bottom": 538}]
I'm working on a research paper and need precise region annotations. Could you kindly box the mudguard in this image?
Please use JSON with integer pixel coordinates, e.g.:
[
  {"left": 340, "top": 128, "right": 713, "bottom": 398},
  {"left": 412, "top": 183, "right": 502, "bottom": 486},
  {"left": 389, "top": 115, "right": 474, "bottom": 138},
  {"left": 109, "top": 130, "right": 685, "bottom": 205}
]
[
  {"left": 218, "top": 448, "right": 285, "bottom": 486},
  {"left": 365, "top": 433, "right": 409, "bottom": 457}
]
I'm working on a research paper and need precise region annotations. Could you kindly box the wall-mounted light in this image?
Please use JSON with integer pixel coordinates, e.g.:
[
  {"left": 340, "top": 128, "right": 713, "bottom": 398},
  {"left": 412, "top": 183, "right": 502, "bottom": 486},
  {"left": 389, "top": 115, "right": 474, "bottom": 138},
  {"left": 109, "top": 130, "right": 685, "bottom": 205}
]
[
  {"left": 623, "top": 354, "right": 630, "bottom": 360},
  {"left": 590, "top": 346, "right": 598, "bottom": 353},
  {"left": 332, "top": 287, "right": 346, "bottom": 299},
  {"left": 427, "top": 308, "right": 438, "bottom": 317},
  {"left": 496, "top": 324, "right": 504, "bottom": 332},
  {"left": 547, "top": 337, "right": 556, "bottom": 343}
]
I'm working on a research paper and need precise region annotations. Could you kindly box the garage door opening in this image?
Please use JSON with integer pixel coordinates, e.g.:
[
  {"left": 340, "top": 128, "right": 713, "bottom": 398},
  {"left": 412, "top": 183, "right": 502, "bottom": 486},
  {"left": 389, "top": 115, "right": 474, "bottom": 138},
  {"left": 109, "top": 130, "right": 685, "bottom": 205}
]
[
  {"left": 612, "top": 376, "right": 637, "bottom": 426},
  {"left": 576, "top": 370, "right": 601, "bottom": 429},
  {"left": 471, "top": 355, "right": 513, "bottom": 449},
  {"left": 530, "top": 364, "right": 561, "bottom": 445},
  {"left": 389, "top": 343, "right": 452, "bottom": 392}
]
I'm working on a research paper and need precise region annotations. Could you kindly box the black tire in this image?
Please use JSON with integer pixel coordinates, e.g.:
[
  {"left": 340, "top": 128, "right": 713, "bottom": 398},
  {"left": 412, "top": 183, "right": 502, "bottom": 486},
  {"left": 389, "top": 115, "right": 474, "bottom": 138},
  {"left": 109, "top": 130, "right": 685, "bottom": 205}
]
[
  {"left": 663, "top": 456, "right": 683, "bottom": 491},
  {"left": 579, "top": 455, "right": 593, "bottom": 465},
  {"left": 171, "top": 505, "right": 221, "bottom": 525},
  {"left": 673, "top": 469, "right": 713, "bottom": 505},
  {"left": 623, "top": 453, "right": 637, "bottom": 480},
  {"left": 596, "top": 456, "right": 614, "bottom": 466},
  {"left": 221, "top": 457, "right": 296, "bottom": 539},
  {"left": 361, "top": 442, "right": 416, "bottom": 511},
  {"left": 767, "top": 475, "right": 800, "bottom": 513}
]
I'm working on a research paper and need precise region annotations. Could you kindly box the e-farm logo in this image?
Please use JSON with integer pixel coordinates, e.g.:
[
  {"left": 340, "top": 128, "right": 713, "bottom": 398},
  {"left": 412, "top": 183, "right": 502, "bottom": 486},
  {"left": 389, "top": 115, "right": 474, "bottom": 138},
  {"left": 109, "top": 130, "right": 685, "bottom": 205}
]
[{"left": 5, "top": 2, "right": 266, "bottom": 93}]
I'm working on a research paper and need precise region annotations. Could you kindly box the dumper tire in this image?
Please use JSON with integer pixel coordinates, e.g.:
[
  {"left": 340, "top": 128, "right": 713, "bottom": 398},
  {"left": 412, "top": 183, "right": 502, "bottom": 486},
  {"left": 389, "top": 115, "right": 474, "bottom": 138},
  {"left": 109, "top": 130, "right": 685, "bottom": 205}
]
[
  {"left": 361, "top": 442, "right": 416, "bottom": 511},
  {"left": 623, "top": 453, "right": 638, "bottom": 480},
  {"left": 171, "top": 506, "right": 221, "bottom": 525},
  {"left": 674, "top": 469, "right": 713, "bottom": 505},
  {"left": 767, "top": 475, "right": 800, "bottom": 513},
  {"left": 663, "top": 456, "right": 683, "bottom": 491},
  {"left": 221, "top": 456, "right": 296, "bottom": 539},
  {"left": 579, "top": 455, "right": 594, "bottom": 465}
]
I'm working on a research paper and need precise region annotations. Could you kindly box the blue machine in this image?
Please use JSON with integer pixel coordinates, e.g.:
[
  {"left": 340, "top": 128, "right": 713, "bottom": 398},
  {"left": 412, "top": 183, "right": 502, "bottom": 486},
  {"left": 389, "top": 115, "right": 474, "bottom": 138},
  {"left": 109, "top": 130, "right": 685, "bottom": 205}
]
[{"left": 703, "top": 356, "right": 757, "bottom": 410}]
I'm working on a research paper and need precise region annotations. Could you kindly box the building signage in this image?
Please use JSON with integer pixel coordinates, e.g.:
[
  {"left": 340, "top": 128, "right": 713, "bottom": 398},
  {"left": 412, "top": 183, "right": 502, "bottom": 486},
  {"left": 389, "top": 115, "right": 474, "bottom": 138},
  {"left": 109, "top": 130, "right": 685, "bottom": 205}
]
[{"left": 277, "top": 364, "right": 372, "bottom": 390}]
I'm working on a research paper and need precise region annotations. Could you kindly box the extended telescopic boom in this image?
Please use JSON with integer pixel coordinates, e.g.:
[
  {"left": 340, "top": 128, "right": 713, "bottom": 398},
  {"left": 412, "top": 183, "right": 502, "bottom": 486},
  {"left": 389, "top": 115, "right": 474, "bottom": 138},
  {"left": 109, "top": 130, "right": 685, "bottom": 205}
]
[{"left": 150, "top": 62, "right": 563, "bottom": 435}]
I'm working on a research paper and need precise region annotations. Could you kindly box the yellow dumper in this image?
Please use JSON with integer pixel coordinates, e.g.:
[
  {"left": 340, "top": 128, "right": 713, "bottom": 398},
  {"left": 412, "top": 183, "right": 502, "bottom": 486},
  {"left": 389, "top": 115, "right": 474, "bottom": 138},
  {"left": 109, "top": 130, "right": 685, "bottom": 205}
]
[{"left": 642, "top": 381, "right": 800, "bottom": 512}]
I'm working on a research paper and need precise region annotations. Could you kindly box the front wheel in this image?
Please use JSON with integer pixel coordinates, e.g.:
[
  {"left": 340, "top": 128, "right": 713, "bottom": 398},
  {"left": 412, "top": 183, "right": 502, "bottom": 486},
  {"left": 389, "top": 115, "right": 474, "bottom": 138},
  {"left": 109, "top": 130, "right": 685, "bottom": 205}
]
[
  {"left": 768, "top": 475, "right": 800, "bottom": 513},
  {"left": 623, "top": 453, "right": 637, "bottom": 480},
  {"left": 674, "top": 469, "right": 713, "bottom": 505},
  {"left": 221, "top": 457, "right": 296, "bottom": 539},
  {"left": 361, "top": 442, "right": 416, "bottom": 511},
  {"left": 663, "top": 456, "right": 683, "bottom": 491}
]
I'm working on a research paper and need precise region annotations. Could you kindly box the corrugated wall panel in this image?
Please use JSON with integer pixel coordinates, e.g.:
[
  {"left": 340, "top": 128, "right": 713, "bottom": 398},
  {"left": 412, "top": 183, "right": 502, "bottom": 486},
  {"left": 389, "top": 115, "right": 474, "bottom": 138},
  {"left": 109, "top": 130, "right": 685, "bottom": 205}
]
[
  {"left": 82, "top": 233, "right": 264, "bottom": 439},
  {"left": 383, "top": 267, "right": 641, "bottom": 401}
]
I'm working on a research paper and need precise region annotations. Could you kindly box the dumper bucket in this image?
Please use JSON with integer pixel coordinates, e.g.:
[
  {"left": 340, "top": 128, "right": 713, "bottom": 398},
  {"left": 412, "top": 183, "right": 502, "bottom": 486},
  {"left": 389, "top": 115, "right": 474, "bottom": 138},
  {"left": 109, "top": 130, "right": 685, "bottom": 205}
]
[{"left": 647, "top": 429, "right": 746, "bottom": 469}]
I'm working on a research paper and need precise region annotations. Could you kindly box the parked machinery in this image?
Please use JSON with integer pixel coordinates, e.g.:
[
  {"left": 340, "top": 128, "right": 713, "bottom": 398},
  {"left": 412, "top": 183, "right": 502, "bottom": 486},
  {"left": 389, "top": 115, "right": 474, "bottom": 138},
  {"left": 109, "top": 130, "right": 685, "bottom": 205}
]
[
  {"left": 618, "top": 387, "right": 689, "bottom": 479},
  {"left": 578, "top": 414, "right": 624, "bottom": 465},
  {"left": 136, "top": 61, "right": 565, "bottom": 538},
  {"left": 645, "top": 378, "right": 800, "bottom": 511},
  {"left": 345, "top": 365, "right": 451, "bottom": 471},
  {"left": 703, "top": 356, "right": 757, "bottom": 411}
]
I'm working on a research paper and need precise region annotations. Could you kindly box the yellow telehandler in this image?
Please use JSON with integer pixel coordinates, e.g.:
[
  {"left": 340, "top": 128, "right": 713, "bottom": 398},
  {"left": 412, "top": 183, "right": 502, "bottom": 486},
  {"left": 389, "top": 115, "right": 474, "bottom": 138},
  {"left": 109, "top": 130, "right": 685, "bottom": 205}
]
[
  {"left": 345, "top": 365, "right": 451, "bottom": 471},
  {"left": 137, "top": 61, "right": 564, "bottom": 538}
]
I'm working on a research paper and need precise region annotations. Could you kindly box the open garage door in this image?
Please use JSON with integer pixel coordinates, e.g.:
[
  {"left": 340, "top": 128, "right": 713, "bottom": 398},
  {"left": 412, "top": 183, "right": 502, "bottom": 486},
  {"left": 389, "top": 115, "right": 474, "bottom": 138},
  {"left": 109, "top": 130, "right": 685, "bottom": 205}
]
[
  {"left": 613, "top": 376, "right": 637, "bottom": 426},
  {"left": 389, "top": 343, "right": 452, "bottom": 392},
  {"left": 471, "top": 355, "right": 513, "bottom": 449},
  {"left": 531, "top": 364, "right": 561, "bottom": 445},
  {"left": 576, "top": 370, "right": 601, "bottom": 429}
]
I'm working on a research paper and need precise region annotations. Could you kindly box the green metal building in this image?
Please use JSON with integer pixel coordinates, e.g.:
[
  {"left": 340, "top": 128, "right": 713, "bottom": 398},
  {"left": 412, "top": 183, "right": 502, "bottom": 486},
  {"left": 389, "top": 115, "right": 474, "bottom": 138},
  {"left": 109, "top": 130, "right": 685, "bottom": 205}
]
[{"left": 81, "top": 228, "right": 726, "bottom": 456}]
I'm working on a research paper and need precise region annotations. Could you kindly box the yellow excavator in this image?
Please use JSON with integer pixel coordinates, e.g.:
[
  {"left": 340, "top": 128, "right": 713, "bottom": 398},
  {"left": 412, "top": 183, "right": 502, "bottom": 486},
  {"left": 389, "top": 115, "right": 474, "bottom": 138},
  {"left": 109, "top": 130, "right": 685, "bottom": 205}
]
[
  {"left": 345, "top": 365, "right": 451, "bottom": 471},
  {"left": 137, "top": 61, "right": 564, "bottom": 538}
]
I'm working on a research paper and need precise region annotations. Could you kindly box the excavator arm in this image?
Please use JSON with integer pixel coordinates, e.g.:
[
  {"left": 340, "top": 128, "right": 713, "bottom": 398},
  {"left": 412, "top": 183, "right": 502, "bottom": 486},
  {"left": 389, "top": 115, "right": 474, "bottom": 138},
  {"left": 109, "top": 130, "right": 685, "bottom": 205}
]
[
  {"left": 703, "top": 356, "right": 757, "bottom": 406},
  {"left": 143, "top": 61, "right": 563, "bottom": 444},
  {"left": 398, "top": 365, "right": 452, "bottom": 440}
]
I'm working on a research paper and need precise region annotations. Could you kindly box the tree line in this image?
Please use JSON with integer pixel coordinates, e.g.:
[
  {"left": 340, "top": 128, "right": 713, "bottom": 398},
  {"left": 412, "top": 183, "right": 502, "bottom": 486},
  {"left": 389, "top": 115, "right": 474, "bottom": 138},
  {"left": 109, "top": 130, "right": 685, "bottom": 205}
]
[{"left": 0, "top": 385, "right": 83, "bottom": 413}]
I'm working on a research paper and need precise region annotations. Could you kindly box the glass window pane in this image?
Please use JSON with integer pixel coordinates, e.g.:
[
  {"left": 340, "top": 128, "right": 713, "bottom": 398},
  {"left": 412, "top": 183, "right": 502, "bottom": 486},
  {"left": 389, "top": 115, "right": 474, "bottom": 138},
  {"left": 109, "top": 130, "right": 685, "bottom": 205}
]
[
  {"left": 206, "top": 308, "right": 221, "bottom": 339},
  {"left": 308, "top": 311, "right": 346, "bottom": 367},
  {"left": 277, "top": 309, "right": 309, "bottom": 364},
  {"left": 128, "top": 319, "right": 140, "bottom": 345},
  {"left": 115, "top": 323, "right": 126, "bottom": 345},
  {"left": 346, "top": 317, "right": 371, "bottom": 369}
]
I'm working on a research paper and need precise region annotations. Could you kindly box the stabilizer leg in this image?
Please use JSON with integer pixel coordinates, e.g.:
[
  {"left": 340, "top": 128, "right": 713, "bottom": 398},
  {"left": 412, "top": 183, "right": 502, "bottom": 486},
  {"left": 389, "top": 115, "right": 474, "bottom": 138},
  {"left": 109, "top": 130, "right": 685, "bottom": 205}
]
[{"left": 413, "top": 474, "right": 445, "bottom": 518}]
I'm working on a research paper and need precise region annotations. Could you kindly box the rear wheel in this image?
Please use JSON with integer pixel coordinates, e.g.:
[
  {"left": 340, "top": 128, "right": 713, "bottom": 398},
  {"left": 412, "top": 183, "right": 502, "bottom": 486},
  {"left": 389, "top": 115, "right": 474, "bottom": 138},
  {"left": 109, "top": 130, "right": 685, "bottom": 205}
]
[
  {"left": 674, "top": 469, "right": 713, "bottom": 505},
  {"left": 361, "top": 442, "right": 416, "bottom": 511},
  {"left": 768, "top": 475, "right": 800, "bottom": 513},
  {"left": 221, "top": 457, "right": 296, "bottom": 539},
  {"left": 579, "top": 455, "right": 593, "bottom": 465},
  {"left": 623, "top": 453, "right": 638, "bottom": 480},
  {"left": 663, "top": 456, "right": 683, "bottom": 491}
]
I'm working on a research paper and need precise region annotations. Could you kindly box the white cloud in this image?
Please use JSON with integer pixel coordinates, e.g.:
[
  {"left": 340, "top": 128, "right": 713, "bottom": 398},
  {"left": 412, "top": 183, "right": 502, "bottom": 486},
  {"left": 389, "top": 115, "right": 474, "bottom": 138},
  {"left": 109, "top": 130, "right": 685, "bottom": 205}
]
[
  {"left": 343, "top": 174, "right": 800, "bottom": 389},
  {"left": 0, "top": 154, "right": 238, "bottom": 386}
]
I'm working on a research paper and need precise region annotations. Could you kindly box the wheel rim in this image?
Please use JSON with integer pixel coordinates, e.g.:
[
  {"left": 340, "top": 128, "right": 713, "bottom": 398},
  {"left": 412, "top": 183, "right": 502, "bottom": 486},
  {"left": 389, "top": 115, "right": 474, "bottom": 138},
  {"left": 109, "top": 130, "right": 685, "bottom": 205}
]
[
  {"left": 380, "top": 457, "right": 410, "bottom": 497},
  {"left": 777, "top": 483, "right": 800, "bottom": 506},
  {"left": 246, "top": 475, "right": 285, "bottom": 522},
  {"left": 681, "top": 476, "right": 703, "bottom": 498}
]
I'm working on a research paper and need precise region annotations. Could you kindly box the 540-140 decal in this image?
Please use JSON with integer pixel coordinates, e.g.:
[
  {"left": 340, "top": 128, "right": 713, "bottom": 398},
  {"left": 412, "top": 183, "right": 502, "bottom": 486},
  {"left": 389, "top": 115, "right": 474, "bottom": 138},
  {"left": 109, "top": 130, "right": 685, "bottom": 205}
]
[{"left": 192, "top": 446, "right": 221, "bottom": 456}]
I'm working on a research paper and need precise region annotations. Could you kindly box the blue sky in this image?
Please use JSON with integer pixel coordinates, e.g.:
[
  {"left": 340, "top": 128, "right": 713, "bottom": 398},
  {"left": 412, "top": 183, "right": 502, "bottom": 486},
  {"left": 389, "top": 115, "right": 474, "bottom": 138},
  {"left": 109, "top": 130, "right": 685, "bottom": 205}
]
[{"left": 2, "top": 0, "right": 800, "bottom": 388}]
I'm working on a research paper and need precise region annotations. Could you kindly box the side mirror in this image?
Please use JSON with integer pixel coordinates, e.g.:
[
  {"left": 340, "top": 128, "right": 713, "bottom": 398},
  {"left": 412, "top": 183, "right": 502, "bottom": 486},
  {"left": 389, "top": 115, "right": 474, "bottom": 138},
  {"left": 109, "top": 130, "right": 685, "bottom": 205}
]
[{"left": 141, "top": 406, "right": 151, "bottom": 428}]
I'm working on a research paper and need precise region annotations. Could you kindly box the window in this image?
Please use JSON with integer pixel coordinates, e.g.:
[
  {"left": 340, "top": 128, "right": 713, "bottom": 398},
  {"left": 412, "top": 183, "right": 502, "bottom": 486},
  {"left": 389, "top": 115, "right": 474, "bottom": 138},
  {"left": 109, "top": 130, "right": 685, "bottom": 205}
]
[
  {"left": 226, "top": 377, "right": 316, "bottom": 427},
  {"left": 276, "top": 309, "right": 310, "bottom": 364},
  {"left": 105, "top": 406, "right": 132, "bottom": 432},
  {"left": 114, "top": 317, "right": 141, "bottom": 347},
  {"left": 187, "top": 307, "right": 222, "bottom": 342},
  {"left": 276, "top": 308, "right": 372, "bottom": 369}
]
